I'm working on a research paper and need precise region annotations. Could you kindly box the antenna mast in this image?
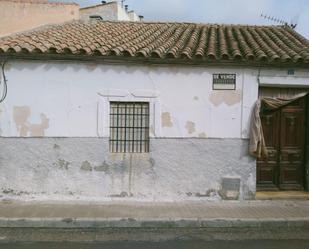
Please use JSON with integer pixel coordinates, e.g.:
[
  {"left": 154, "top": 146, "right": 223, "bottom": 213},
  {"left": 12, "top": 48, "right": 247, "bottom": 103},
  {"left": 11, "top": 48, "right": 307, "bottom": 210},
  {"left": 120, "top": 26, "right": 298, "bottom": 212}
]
[{"left": 260, "top": 13, "right": 298, "bottom": 29}]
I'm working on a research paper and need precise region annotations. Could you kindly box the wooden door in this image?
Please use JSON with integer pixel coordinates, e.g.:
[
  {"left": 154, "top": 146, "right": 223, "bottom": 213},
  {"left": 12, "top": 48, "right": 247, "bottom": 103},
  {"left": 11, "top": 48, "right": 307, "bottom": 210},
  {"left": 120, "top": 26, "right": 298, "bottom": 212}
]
[
  {"left": 257, "top": 110, "right": 280, "bottom": 190},
  {"left": 257, "top": 97, "right": 306, "bottom": 191},
  {"left": 279, "top": 98, "right": 305, "bottom": 190}
]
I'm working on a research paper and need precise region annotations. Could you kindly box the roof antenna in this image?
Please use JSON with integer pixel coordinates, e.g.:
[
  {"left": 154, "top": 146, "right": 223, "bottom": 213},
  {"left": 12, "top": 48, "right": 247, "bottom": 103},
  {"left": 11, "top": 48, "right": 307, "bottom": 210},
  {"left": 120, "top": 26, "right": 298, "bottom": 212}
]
[{"left": 260, "top": 13, "right": 298, "bottom": 29}]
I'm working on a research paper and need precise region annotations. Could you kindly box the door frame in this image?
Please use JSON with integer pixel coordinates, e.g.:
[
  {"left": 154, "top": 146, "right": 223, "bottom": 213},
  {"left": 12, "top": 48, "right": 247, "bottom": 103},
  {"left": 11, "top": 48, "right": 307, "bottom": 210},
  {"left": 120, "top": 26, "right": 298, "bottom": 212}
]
[
  {"left": 256, "top": 89, "right": 308, "bottom": 192},
  {"left": 305, "top": 95, "right": 309, "bottom": 191}
]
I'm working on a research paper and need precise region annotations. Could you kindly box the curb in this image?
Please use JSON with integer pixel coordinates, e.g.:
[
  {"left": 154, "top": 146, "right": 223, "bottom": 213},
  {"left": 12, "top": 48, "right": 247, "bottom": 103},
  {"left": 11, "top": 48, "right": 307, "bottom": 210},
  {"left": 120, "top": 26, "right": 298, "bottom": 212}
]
[{"left": 1, "top": 217, "right": 309, "bottom": 229}]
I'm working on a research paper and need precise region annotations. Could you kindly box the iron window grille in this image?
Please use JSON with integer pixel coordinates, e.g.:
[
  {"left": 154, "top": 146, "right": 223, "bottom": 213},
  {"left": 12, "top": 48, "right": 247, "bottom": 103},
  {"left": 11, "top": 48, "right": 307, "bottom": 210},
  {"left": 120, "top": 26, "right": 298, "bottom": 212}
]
[{"left": 110, "top": 102, "right": 150, "bottom": 153}]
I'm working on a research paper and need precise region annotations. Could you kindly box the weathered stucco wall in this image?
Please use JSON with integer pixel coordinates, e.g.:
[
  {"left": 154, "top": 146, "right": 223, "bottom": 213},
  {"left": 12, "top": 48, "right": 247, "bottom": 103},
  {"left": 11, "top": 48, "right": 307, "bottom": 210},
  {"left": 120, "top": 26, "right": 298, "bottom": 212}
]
[
  {"left": 0, "top": 0, "right": 79, "bottom": 37},
  {"left": 0, "top": 138, "right": 255, "bottom": 201},
  {"left": 1, "top": 60, "right": 308, "bottom": 201},
  {"left": 0, "top": 61, "right": 260, "bottom": 139}
]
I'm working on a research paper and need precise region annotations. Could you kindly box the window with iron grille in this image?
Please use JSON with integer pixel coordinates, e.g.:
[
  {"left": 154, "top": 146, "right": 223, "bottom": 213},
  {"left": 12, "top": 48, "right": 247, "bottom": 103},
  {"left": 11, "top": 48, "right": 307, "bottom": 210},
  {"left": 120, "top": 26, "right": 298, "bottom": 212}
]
[{"left": 110, "top": 102, "right": 150, "bottom": 153}]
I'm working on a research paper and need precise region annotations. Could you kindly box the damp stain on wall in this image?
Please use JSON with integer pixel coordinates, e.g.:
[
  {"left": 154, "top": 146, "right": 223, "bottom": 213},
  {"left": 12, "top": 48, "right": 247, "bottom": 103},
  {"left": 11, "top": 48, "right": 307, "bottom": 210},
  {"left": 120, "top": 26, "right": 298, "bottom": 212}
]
[
  {"left": 209, "top": 90, "right": 242, "bottom": 107},
  {"left": 53, "top": 159, "right": 70, "bottom": 170},
  {"left": 13, "top": 106, "right": 49, "bottom": 137},
  {"left": 81, "top": 161, "right": 93, "bottom": 171},
  {"left": 161, "top": 112, "right": 173, "bottom": 127}
]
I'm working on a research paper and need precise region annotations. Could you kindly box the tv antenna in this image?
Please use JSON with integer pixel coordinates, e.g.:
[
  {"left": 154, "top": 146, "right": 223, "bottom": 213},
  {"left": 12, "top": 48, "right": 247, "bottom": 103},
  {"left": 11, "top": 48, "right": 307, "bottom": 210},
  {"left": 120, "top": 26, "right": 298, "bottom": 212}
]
[{"left": 260, "top": 13, "right": 298, "bottom": 29}]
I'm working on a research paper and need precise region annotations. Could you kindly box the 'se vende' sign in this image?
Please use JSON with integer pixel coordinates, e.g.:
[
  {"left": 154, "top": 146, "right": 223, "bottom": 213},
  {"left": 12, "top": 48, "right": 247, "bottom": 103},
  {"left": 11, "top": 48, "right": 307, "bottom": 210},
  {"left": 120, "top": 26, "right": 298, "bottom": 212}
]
[{"left": 213, "top": 74, "right": 236, "bottom": 90}]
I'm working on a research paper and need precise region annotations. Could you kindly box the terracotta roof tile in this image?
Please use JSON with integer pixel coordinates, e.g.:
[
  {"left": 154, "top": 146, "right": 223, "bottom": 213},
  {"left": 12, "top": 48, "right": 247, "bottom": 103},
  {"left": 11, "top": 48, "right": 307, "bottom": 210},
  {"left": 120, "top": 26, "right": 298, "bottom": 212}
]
[{"left": 0, "top": 21, "right": 308, "bottom": 65}]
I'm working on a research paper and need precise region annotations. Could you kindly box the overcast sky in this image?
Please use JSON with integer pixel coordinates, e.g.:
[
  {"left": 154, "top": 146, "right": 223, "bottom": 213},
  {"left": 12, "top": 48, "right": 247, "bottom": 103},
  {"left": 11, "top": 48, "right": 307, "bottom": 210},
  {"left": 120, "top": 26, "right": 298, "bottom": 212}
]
[{"left": 59, "top": 0, "right": 309, "bottom": 38}]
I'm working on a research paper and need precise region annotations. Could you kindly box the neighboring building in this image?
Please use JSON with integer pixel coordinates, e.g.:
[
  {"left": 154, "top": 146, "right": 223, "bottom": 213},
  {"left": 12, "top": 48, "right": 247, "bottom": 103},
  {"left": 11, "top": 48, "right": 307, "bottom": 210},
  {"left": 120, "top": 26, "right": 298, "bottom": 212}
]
[
  {"left": 80, "top": 1, "right": 143, "bottom": 22},
  {"left": 0, "top": 0, "right": 79, "bottom": 37},
  {"left": 127, "top": 10, "right": 142, "bottom": 22},
  {"left": 0, "top": 21, "right": 308, "bottom": 201},
  {"left": 0, "top": 1, "right": 142, "bottom": 38}
]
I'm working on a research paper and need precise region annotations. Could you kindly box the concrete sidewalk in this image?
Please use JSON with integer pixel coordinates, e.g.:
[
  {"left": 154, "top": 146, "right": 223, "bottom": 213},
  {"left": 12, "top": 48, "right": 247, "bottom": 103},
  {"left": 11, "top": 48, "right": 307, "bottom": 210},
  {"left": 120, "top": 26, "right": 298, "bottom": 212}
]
[{"left": 0, "top": 200, "right": 309, "bottom": 229}]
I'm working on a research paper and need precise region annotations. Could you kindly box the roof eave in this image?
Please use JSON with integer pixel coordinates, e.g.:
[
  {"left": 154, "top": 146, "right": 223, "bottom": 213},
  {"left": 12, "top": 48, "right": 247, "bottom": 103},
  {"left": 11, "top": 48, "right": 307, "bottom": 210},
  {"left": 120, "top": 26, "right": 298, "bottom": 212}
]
[{"left": 0, "top": 54, "right": 308, "bottom": 69}]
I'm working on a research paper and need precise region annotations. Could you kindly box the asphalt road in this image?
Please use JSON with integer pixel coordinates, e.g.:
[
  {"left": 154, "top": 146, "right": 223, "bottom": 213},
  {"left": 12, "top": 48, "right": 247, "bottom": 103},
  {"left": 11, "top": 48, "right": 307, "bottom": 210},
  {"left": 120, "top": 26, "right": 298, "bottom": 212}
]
[{"left": 1, "top": 240, "right": 309, "bottom": 249}]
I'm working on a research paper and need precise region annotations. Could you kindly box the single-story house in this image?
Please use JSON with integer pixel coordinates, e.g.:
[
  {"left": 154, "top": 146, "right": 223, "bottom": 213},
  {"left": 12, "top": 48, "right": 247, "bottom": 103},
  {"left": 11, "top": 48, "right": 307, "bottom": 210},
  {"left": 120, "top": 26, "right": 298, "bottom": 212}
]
[{"left": 0, "top": 21, "right": 308, "bottom": 201}]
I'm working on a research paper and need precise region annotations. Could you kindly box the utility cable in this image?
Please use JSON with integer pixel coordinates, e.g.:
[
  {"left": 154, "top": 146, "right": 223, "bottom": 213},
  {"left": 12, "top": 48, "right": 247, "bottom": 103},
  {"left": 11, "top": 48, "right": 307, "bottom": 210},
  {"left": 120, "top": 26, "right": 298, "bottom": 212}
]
[{"left": 0, "top": 61, "right": 8, "bottom": 103}]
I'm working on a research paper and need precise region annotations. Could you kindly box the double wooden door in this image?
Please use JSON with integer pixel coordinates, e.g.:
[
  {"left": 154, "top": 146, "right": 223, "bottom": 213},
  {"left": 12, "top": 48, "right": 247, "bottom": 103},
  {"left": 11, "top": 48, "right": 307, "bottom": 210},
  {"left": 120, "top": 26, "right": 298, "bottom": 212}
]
[{"left": 257, "top": 97, "right": 306, "bottom": 190}]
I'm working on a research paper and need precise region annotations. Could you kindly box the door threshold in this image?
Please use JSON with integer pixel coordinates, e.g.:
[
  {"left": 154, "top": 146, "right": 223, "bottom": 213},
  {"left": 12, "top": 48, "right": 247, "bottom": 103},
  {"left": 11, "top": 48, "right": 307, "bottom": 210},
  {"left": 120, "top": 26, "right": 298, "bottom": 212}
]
[{"left": 256, "top": 191, "right": 309, "bottom": 200}]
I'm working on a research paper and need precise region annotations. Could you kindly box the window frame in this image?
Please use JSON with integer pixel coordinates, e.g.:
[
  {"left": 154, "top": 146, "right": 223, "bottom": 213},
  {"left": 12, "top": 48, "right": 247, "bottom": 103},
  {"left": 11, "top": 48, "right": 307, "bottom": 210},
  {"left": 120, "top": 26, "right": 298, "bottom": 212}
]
[
  {"left": 109, "top": 101, "right": 150, "bottom": 153},
  {"left": 96, "top": 90, "right": 161, "bottom": 148}
]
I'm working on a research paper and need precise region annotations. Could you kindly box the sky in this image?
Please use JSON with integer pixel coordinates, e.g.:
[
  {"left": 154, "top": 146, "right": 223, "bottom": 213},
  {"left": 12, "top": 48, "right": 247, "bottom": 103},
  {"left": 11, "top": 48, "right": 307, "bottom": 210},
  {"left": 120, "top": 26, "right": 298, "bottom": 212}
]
[{"left": 58, "top": 0, "right": 309, "bottom": 38}]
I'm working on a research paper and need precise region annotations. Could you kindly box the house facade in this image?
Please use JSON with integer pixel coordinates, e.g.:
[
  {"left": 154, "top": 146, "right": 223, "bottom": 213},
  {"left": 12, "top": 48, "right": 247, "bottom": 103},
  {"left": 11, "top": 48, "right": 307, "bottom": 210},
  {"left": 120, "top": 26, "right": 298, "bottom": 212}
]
[{"left": 0, "top": 21, "right": 308, "bottom": 201}]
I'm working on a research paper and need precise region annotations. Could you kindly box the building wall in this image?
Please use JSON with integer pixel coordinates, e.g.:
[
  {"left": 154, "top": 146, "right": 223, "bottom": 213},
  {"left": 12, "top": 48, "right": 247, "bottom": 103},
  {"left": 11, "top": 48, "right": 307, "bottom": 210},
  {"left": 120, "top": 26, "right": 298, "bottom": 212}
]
[
  {"left": 0, "top": 0, "right": 79, "bottom": 37},
  {"left": 0, "top": 137, "right": 256, "bottom": 201},
  {"left": 0, "top": 62, "right": 259, "bottom": 138},
  {"left": 1, "top": 60, "right": 308, "bottom": 201},
  {"left": 80, "top": 1, "right": 132, "bottom": 21},
  {"left": 117, "top": 3, "right": 131, "bottom": 21},
  {"left": 128, "top": 11, "right": 141, "bottom": 21}
]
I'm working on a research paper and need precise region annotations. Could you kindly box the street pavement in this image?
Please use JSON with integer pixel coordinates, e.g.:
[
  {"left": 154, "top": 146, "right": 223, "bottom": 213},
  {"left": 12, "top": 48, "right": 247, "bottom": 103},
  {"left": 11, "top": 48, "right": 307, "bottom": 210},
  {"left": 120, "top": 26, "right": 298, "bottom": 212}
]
[
  {"left": 1, "top": 199, "right": 309, "bottom": 221},
  {"left": 0, "top": 199, "right": 308, "bottom": 243}
]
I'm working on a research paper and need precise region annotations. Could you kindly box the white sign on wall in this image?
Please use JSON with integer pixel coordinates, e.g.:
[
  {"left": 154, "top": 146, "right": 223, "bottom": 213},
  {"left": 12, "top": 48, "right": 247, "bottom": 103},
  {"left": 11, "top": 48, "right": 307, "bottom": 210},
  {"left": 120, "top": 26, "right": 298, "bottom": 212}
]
[{"left": 213, "top": 74, "right": 236, "bottom": 90}]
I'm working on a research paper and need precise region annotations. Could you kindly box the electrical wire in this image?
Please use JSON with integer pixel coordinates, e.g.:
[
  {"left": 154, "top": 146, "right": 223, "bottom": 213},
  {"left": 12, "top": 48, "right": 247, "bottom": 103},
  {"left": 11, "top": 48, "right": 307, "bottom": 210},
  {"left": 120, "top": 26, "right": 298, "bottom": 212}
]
[{"left": 0, "top": 61, "right": 7, "bottom": 103}]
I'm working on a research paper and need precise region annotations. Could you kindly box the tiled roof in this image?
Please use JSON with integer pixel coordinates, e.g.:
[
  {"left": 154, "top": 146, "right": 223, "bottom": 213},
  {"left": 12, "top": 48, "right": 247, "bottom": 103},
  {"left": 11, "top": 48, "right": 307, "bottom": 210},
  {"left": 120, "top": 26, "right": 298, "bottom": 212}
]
[{"left": 0, "top": 21, "right": 308, "bottom": 65}]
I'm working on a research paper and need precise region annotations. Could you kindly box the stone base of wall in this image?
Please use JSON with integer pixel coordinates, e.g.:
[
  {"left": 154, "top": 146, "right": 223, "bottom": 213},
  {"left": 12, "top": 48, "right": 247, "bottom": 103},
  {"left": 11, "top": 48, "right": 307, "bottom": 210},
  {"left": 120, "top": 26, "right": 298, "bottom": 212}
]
[{"left": 0, "top": 138, "right": 256, "bottom": 201}]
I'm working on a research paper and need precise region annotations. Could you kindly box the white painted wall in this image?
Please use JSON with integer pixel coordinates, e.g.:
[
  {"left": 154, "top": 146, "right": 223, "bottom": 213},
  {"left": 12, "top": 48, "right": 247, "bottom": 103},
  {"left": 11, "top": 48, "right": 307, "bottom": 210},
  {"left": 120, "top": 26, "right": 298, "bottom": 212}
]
[
  {"left": 128, "top": 11, "right": 140, "bottom": 21},
  {"left": 80, "top": 2, "right": 133, "bottom": 21},
  {"left": 0, "top": 61, "right": 308, "bottom": 139},
  {"left": 80, "top": 2, "right": 119, "bottom": 21},
  {"left": 117, "top": 4, "right": 131, "bottom": 21}
]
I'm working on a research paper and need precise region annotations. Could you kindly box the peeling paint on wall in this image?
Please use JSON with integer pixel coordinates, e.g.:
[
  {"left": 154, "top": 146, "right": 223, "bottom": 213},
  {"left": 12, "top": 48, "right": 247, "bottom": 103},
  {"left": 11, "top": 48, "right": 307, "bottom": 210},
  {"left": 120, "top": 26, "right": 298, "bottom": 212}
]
[
  {"left": 29, "top": 114, "right": 49, "bottom": 137},
  {"left": 185, "top": 121, "right": 196, "bottom": 134},
  {"left": 13, "top": 106, "right": 49, "bottom": 137},
  {"left": 209, "top": 90, "right": 242, "bottom": 106},
  {"left": 161, "top": 112, "right": 173, "bottom": 127},
  {"left": 2, "top": 62, "right": 266, "bottom": 139},
  {"left": 13, "top": 106, "right": 31, "bottom": 136}
]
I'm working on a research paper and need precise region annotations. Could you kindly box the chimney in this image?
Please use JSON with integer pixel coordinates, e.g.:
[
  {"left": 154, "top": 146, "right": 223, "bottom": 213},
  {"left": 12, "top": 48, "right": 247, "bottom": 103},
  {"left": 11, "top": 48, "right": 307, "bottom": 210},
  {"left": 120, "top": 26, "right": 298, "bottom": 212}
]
[
  {"left": 139, "top": 15, "right": 144, "bottom": 21},
  {"left": 125, "top": 5, "right": 128, "bottom": 12}
]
